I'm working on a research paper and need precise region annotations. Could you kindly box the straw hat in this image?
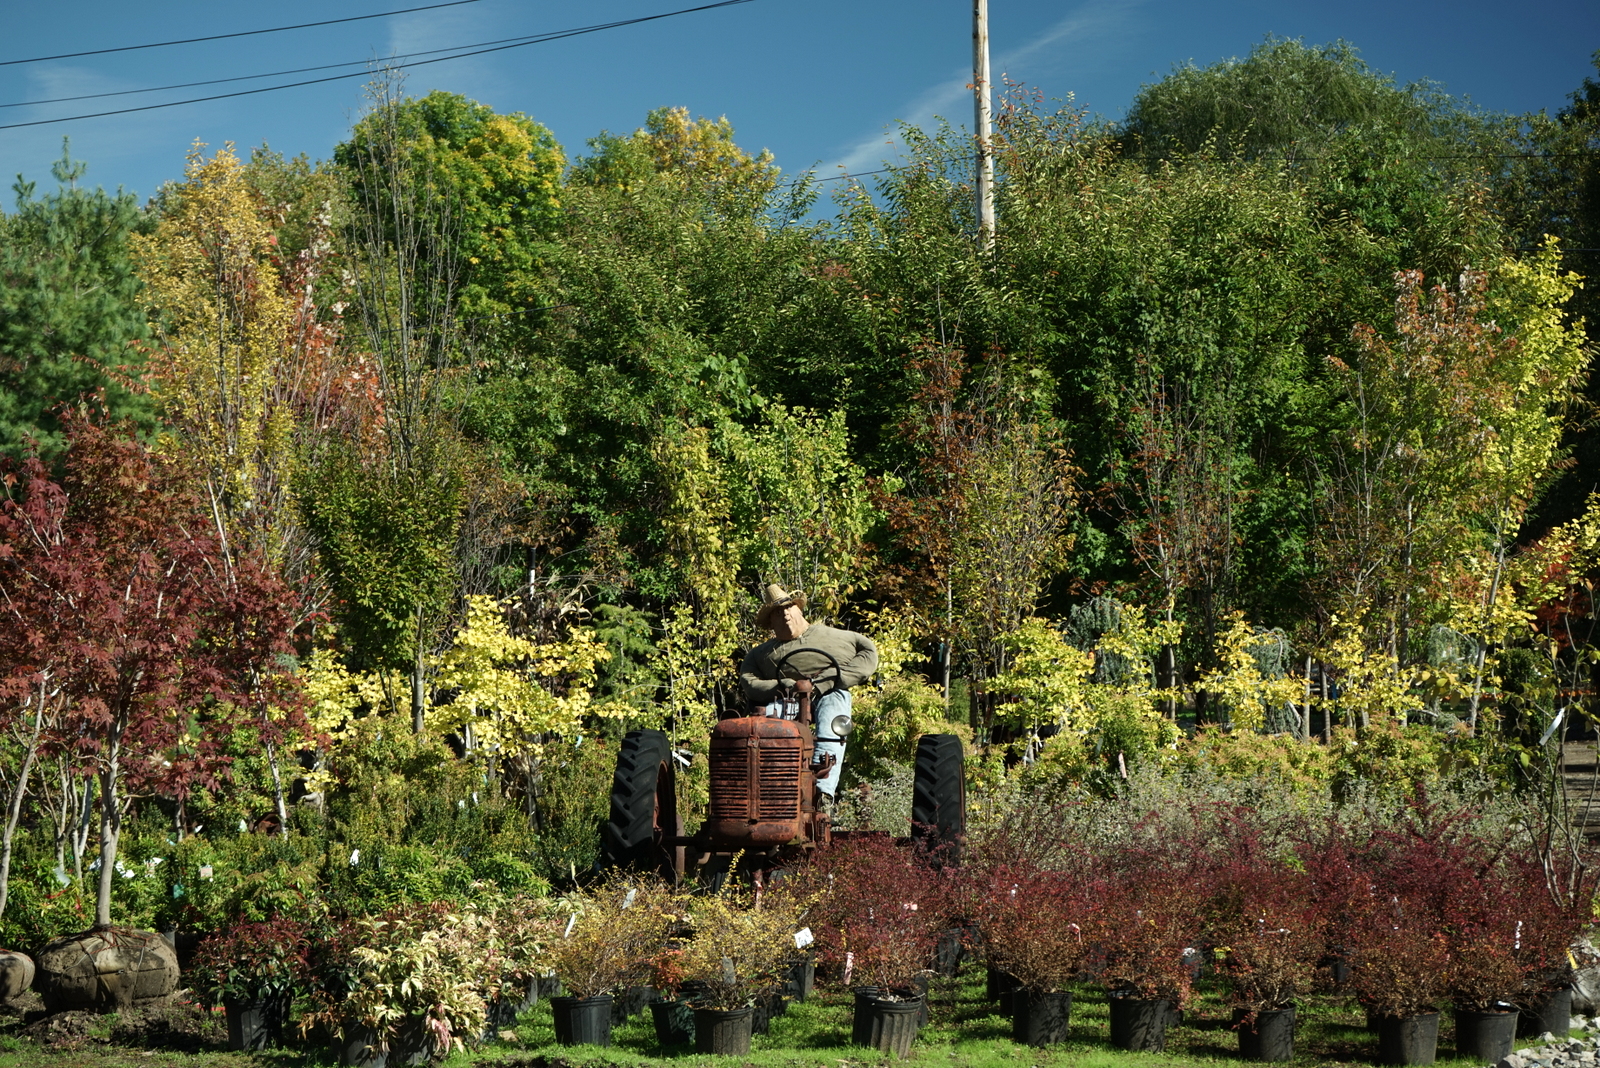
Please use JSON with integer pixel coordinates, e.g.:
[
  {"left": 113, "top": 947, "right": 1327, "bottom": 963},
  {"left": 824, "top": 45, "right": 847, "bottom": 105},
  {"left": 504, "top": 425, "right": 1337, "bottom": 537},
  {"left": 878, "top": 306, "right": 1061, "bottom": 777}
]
[{"left": 754, "top": 583, "right": 807, "bottom": 629}]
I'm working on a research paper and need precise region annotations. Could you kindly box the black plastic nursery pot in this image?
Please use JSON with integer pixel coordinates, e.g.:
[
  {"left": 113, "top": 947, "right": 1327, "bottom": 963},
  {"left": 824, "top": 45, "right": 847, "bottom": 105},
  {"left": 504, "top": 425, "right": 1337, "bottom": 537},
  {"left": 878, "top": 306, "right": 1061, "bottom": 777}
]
[
  {"left": 1374, "top": 1011, "right": 1440, "bottom": 1066},
  {"left": 611, "top": 984, "right": 654, "bottom": 1024},
  {"left": 752, "top": 992, "right": 772, "bottom": 1036},
  {"left": 784, "top": 960, "right": 815, "bottom": 1002},
  {"left": 934, "top": 927, "right": 965, "bottom": 976},
  {"left": 649, "top": 998, "right": 695, "bottom": 1047},
  {"left": 224, "top": 996, "right": 289, "bottom": 1052},
  {"left": 1519, "top": 986, "right": 1573, "bottom": 1038},
  {"left": 1236, "top": 1006, "right": 1296, "bottom": 1062},
  {"left": 1012, "top": 989, "right": 1072, "bottom": 1047},
  {"left": 340, "top": 1022, "right": 386, "bottom": 1068},
  {"left": 859, "top": 993, "right": 923, "bottom": 1058},
  {"left": 693, "top": 1005, "right": 754, "bottom": 1055},
  {"left": 851, "top": 987, "right": 880, "bottom": 1046},
  {"left": 1456, "top": 1008, "right": 1519, "bottom": 1062},
  {"left": 386, "top": 1017, "right": 432, "bottom": 1068},
  {"left": 987, "top": 965, "right": 1021, "bottom": 1012},
  {"left": 551, "top": 994, "right": 614, "bottom": 1047},
  {"left": 1109, "top": 994, "right": 1172, "bottom": 1052}
]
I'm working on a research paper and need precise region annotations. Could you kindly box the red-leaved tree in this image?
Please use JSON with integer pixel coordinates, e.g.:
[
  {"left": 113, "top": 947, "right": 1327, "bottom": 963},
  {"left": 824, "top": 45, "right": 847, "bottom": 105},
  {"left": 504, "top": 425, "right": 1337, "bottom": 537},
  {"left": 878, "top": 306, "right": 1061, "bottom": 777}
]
[{"left": 0, "top": 416, "right": 304, "bottom": 929}]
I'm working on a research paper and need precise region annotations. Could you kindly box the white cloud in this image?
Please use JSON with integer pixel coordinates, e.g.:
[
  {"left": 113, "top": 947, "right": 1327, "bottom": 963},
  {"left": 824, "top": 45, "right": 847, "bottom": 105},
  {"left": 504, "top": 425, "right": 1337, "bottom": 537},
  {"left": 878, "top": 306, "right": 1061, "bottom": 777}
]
[
  {"left": 0, "top": 65, "right": 203, "bottom": 197},
  {"left": 824, "top": 0, "right": 1141, "bottom": 179},
  {"left": 382, "top": 0, "right": 511, "bottom": 106}
]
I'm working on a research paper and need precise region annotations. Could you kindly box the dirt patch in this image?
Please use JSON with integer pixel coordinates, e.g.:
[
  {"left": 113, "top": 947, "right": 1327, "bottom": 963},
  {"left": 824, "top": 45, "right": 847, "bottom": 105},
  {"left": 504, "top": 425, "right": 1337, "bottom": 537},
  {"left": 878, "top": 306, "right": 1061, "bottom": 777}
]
[
  {"left": 21, "top": 1008, "right": 104, "bottom": 1051},
  {"left": 14, "top": 992, "right": 225, "bottom": 1053},
  {"left": 0, "top": 989, "right": 45, "bottom": 1019}
]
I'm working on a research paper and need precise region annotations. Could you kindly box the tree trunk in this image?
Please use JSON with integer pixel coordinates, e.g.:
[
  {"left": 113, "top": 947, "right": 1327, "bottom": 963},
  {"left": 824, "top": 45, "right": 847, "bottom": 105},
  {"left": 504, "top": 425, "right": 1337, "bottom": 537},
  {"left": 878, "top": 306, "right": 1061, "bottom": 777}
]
[
  {"left": 412, "top": 608, "right": 427, "bottom": 734},
  {"left": 73, "top": 775, "right": 93, "bottom": 884},
  {"left": 94, "top": 755, "right": 122, "bottom": 930},
  {"left": 264, "top": 738, "right": 289, "bottom": 835},
  {"left": 1467, "top": 534, "right": 1510, "bottom": 731},
  {"left": 1302, "top": 655, "right": 1314, "bottom": 742},
  {"left": 0, "top": 692, "right": 45, "bottom": 922}
]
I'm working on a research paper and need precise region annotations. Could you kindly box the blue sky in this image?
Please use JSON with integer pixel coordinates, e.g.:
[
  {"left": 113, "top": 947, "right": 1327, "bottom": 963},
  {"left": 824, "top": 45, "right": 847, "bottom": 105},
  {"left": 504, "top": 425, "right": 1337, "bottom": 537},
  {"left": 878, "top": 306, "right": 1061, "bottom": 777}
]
[{"left": 1, "top": 0, "right": 1596, "bottom": 206}]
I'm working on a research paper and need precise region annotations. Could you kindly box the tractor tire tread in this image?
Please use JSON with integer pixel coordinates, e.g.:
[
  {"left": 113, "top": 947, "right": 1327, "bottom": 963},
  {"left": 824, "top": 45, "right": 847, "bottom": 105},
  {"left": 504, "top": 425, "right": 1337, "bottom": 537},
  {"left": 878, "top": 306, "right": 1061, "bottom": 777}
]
[
  {"left": 911, "top": 733, "right": 965, "bottom": 863},
  {"left": 599, "top": 729, "right": 670, "bottom": 872}
]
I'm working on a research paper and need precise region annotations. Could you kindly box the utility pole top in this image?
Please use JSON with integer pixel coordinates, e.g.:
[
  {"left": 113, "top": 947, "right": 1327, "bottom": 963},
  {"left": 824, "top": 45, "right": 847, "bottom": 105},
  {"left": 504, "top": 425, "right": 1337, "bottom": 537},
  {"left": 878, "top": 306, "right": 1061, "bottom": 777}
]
[{"left": 973, "top": 0, "right": 996, "bottom": 252}]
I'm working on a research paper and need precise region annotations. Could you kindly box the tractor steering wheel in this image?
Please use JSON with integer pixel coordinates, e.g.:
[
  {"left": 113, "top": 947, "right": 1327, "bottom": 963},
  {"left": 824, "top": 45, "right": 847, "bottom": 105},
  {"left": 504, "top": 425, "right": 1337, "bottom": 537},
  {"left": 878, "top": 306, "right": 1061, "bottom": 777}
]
[{"left": 772, "top": 647, "right": 845, "bottom": 697}]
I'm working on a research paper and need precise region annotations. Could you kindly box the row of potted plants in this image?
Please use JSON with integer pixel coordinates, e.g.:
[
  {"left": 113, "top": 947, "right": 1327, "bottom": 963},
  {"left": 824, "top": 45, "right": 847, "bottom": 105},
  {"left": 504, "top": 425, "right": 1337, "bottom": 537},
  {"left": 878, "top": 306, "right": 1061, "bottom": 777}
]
[
  {"left": 953, "top": 805, "right": 1591, "bottom": 1064},
  {"left": 179, "top": 802, "right": 1592, "bottom": 1066}
]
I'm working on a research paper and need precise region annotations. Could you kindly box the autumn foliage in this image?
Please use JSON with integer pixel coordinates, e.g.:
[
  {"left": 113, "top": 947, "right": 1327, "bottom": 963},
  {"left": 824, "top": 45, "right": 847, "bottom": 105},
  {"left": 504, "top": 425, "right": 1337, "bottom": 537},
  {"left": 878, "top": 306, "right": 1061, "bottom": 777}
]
[{"left": 0, "top": 414, "right": 304, "bottom": 926}]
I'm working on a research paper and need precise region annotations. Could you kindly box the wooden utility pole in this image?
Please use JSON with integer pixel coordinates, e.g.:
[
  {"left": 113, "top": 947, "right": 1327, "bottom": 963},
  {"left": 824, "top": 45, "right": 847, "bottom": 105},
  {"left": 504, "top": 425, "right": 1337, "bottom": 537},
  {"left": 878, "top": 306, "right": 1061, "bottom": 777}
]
[{"left": 973, "top": 0, "right": 996, "bottom": 251}]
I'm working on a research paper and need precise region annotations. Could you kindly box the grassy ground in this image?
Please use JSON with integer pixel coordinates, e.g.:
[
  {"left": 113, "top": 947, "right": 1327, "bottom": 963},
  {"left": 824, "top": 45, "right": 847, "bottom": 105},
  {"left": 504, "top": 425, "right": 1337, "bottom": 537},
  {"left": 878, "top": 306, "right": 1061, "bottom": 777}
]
[{"left": 0, "top": 967, "right": 1501, "bottom": 1068}]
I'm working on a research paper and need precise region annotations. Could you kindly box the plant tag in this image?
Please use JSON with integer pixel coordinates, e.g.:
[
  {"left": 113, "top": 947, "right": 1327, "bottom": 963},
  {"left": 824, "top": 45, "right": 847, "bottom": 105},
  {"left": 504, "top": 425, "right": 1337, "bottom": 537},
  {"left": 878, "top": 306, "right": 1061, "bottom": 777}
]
[
  {"left": 721, "top": 957, "right": 736, "bottom": 985},
  {"left": 794, "top": 927, "right": 813, "bottom": 950},
  {"left": 621, "top": 888, "right": 637, "bottom": 910},
  {"left": 843, "top": 951, "right": 854, "bottom": 986},
  {"left": 349, "top": 849, "right": 360, "bottom": 867},
  {"left": 1540, "top": 710, "right": 1566, "bottom": 745},
  {"left": 564, "top": 913, "right": 578, "bottom": 938},
  {"left": 199, "top": 865, "right": 213, "bottom": 880}
]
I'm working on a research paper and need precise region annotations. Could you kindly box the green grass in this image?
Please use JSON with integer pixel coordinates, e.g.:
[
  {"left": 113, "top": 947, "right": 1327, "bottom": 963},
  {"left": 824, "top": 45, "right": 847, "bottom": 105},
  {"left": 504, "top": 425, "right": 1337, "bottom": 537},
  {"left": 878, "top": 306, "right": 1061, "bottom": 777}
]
[
  {"left": 475, "top": 969, "right": 1495, "bottom": 1068},
  {"left": 0, "top": 969, "right": 1508, "bottom": 1067}
]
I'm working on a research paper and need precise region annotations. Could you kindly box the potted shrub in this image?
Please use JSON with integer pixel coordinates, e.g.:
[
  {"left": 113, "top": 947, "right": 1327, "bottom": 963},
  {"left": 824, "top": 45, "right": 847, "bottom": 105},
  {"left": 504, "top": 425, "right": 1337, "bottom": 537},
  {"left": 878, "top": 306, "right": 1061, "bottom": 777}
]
[
  {"left": 1345, "top": 840, "right": 1452, "bottom": 1068},
  {"left": 818, "top": 838, "right": 945, "bottom": 1059},
  {"left": 301, "top": 902, "right": 499, "bottom": 1066},
  {"left": 978, "top": 865, "right": 1092, "bottom": 1047},
  {"left": 1508, "top": 853, "right": 1593, "bottom": 1039},
  {"left": 484, "top": 894, "right": 558, "bottom": 1037},
  {"left": 1446, "top": 908, "right": 1523, "bottom": 1063},
  {"left": 646, "top": 945, "right": 695, "bottom": 1048},
  {"left": 1092, "top": 865, "right": 1202, "bottom": 1053},
  {"left": 1212, "top": 864, "right": 1324, "bottom": 1062},
  {"left": 1448, "top": 849, "right": 1594, "bottom": 1054},
  {"left": 677, "top": 886, "right": 801, "bottom": 1056},
  {"left": 191, "top": 917, "right": 311, "bottom": 1051},
  {"left": 543, "top": 879, "right": 677, "bottom": 1048}
]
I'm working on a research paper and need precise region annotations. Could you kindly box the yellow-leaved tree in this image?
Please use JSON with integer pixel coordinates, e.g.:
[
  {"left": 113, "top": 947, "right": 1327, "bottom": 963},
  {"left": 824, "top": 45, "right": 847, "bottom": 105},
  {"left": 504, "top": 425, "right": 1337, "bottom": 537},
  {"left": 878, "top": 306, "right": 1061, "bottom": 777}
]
[
  {"left": 134, "top": 142, "right": 367, "bottom": 610},
  {"left": 431, "top": 595, "right": 627, "bottom": 824},
  {"left": 1457, "top": 243, "right": 1590, "bottom": 725},
  {"left": 135, "top": 143, "right": 294, "bottom": 562}
]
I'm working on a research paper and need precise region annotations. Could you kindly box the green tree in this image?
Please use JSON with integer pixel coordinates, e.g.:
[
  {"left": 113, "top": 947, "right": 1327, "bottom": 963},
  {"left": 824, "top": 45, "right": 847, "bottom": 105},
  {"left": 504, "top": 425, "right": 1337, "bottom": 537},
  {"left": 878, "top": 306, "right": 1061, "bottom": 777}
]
[
  {"left": 299, "top": 439, "right": 464, "bottom": 732},
  {"left": 0, "top": 145, "right": 152, "bottom": 458},
  {"left": 1122, "top": 37, "right": 1469, "bottom": 162},
  {"left": 336, "top": 85, "right": 565, "bottom": 324}
]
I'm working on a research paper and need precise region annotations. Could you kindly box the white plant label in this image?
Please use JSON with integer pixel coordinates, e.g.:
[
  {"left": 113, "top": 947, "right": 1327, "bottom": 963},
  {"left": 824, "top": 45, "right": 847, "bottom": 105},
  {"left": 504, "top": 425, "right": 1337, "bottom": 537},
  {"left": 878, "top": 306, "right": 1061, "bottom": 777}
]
[{"left": 794, "top": 927, "right": 814, "bottom": 950}]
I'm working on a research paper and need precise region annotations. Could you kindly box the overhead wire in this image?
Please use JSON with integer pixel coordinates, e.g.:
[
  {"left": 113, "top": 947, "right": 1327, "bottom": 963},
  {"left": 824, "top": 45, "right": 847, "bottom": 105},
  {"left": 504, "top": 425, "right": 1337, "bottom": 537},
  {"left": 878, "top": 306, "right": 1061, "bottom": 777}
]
[
  {"left": 0, "top": 0, "right": 760, "bottom": 131},
  {"left": 0, "top": 0, "right": 489, "bottom": 67},
  {"left": 2, "top": 33, "right": 556, "bottom": 111}
]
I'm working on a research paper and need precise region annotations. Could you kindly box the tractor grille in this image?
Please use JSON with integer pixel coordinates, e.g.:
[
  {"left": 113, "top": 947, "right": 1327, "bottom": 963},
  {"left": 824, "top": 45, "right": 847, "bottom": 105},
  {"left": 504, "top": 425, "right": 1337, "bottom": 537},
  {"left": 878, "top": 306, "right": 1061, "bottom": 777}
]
[
  {"left": 707, "top": 741, "right": 802, "bottom": 823},
  {"left": 759, "top": 747, "right": 800, "bottom": 820},
  {"left": 708, "top": 744, "right": 750, "bottom": 821}
]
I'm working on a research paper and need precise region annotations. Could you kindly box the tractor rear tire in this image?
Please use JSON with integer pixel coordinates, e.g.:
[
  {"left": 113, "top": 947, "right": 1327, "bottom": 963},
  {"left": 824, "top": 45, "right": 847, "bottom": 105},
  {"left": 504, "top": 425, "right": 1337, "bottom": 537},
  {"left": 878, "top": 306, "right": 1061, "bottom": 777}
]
[
  {"left": 911, "top": 734, "right": 966, "bottom": 866},
  {"left": 600, "top": 730, "right": 681, "bottom": 879}
]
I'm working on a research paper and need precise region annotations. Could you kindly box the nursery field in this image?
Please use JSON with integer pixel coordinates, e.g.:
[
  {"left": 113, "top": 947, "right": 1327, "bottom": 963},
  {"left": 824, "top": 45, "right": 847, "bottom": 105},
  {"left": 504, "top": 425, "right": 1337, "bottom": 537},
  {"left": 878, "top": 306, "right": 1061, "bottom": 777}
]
[
  {"left": 1, "top": 34, "right": 1598, "bottom": 1068},
  {"left": 0, "top": 967, "right": 1509, "bottom": 1068}
]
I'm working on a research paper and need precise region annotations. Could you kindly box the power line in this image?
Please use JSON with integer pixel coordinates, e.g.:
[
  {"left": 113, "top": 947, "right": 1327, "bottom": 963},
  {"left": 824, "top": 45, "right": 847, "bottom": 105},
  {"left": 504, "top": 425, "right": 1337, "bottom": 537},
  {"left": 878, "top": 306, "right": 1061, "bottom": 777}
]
[
  {"left": 3, "top": 34, "right": 577, "bottom": 111},
  {"left": 0, "top": 0, "right": 759, "bottom": 132},
  {"left": 0, "top": 0, "right": 489, "bottom": 67}
]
